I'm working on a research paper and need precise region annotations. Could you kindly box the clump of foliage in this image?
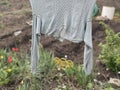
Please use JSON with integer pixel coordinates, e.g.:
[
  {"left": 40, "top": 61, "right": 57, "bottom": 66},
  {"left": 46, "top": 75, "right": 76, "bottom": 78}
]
[
  {"left": 64, "top": 64, "right": 94, "bottom": 89},
  {"left": 18, "top": 46, "right": 94, "bottom": 90},
  {"left": 18, "top": 47, "right": 57, "bottom": 90},
  {"left": 99, "top": 22, "right": 120, "bottom": 72},
  {"left": 0, "top": 48, "right": 29, "bottom": 86}
]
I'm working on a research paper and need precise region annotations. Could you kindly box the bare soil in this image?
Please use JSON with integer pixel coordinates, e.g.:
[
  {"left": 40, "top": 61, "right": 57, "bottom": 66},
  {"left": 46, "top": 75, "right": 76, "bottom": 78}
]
[{"left": 0, "top": 0, "right": 120, "bottom": 90}]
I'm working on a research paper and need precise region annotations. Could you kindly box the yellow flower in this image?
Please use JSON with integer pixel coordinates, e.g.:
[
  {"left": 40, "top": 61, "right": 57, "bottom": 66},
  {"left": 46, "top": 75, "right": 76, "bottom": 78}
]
[
  {"left": 67, "top": 60, "right": 74, "bottom": 67},
  {"left": 21, "top": 80, "right": 24, "bottom": 84},
  {"left": 0, "top": 56, "right": 4, "bottom": 59},
  {"left": 7, "top": 68, "right": 12, "bottom": 72},
  {"left": 54, "top": 57, "right": 74, "bottom": 70}
]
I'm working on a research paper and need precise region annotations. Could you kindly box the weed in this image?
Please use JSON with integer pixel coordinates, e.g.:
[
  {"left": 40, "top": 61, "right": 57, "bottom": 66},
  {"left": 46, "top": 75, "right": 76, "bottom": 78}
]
[
  {"left": 9, "top": 9, "right": 32, "bottom": 16},
  {"left": 115, "top": 11, "right": 120, "bottom": 17},
  {"left": 0, "top": 14, "right": 3, "bottom": 18},
  {"left": 18, "top": 47, "right": 57, "bottom": 90},
  {"left": 0, "top": 23, "right": 5, "bottom": 30},
  {"left": 0, "top": 0, "right": 10, "bottom": 6},
  {"left": 23, "top": 9, "right": 32, "bottom": 16},
  {"left": 64, "top": 64, "right": 94, "bottom": 87}
]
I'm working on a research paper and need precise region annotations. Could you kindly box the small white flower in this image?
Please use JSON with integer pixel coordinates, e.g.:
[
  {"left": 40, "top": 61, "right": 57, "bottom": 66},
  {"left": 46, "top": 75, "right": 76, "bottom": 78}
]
[
  {"left": 97, "top": 72, "right": 100, "bottom": 75},
  {"left": 64, "top": 55, "right": 67, "bottom": 59},
  {"left": 106, "top": 68, "right": 109, "bottom": 71},
  {"left": 93, "top": 79, "right": 98, "bottom": 82},
  {"left": 57, "top": 68, "right": 61, "bottom": 71},
  {"left": 59, "top": 73, "right": 63, "bottom": 77},
  {"left": 118, "top": 71, "right": 120, "bottom": 74},
  {"left": 55, "top": 88, "right": 59, "bottom": 90},
  {"left": 62, "top": 84, "right": 66, "bottom": 89}
]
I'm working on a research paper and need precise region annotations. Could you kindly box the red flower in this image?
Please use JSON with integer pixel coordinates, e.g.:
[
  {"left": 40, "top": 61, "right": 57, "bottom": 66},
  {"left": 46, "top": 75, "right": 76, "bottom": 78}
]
[
  {"left": 12, "top": 48, "right": 18, "bottom": 52},
  {"left": 12, "top": 48, "right": 16, "bottom": 51},
  {"left": 8, "top": 56, "right": 13, "bottom": 63},
  {"left": 15, "top": 48, "right": 18, "bottom": 52}
]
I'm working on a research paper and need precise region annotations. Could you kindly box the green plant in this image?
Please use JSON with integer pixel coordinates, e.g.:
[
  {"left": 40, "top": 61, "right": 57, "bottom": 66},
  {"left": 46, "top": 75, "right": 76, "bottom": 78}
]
[
  {"left": 0, "top": 48, "right": 29, "bottom": 86},
  {"left": 23, "top": 9, "right": 32, "bottom": 16},
  {"left": 99, "top": 22, "right": 120, "bottom": 72},
  {"left": 115, "top": 11, "right": 120, "bottom": 17},
  {"left": 64, "top": 64, "right": 94, "bottom": 87},
  {"left": 104, "top": 87, "right": 114, "bottom": 90},
  {"left": 53, "top": 57, "right": 94, "bottom": 88},
  {"left": 18, "top": 46, "right": 94, "bottom": 90},
  {"left": 0, "top": 23, "right": 5, "bottom": 30},
  {"left": 18, "top": 47, "right": 57, "bottom": 90},
  {"left": 0, "top": 14, "right": 3, "bottom": 18},
  {"left": 0, "top": 0, "right": 10, "bottom": 6}
]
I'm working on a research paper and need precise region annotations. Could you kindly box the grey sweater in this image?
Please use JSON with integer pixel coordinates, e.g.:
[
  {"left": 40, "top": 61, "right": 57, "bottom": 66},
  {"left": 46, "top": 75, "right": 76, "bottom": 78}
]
[{"left": 29, "top": 0, "right": 96, "bottom": 75}]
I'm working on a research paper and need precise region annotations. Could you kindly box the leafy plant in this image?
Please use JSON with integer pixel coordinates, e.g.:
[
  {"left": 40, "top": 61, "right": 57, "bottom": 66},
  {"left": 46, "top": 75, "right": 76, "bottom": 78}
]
[
  {"left": 18, "top": 46, "right": 94, "bottom": 90},
  {"left": 0, "top": 23, "right": 5, "bottom": 30},
  {"left": 0, "top": 0, "right": 11, "bottom": 7},
  {"left": 99, "top": 22, "right": 120, "bottom": 72},
  {"left": 64, "top": 64, "right": 94, "bottom": 87},
  {"left": 0, "top": 48, "right": 29, "bottom": 86},
  {"left": 18, "top": 47, "right": 57, "bottom": 90},
  {"left": 115, "top": 11, "right": 120, "bottom": 18}
]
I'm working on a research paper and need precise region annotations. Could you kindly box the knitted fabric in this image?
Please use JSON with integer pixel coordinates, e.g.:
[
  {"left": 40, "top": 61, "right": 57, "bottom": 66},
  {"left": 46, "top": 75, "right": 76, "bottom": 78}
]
[{"left": 29, "top": 0, "right": 96, "bottom": 75}]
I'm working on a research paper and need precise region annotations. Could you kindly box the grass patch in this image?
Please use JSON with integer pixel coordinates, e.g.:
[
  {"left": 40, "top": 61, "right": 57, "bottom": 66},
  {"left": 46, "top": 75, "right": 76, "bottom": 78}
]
[
  {"left": 0, "top": 0, "right": 10, "bottom": 6},
  {"left": 0, "top": 23, "right": 5, "bottom": 30},
  {"left": 115, "top": 11, "right": 120, "bottom": 18},
  {"left": 0, "top": 14, "right": 3, "bottom": 18},
  {"left": 8, "top": 9, "right": 31, "bottom": 15}
]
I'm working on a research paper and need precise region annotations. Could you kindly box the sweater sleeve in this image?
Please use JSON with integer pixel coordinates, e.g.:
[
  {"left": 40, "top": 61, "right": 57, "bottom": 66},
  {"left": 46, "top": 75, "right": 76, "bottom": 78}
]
[
  {"left": 31, "top": 15, "right": 41, "bottom": 74},
  {"left": 84, "top": 0, "right": 96, "bottom": 75},
  {"left": 29, "top": 0, "right": 34, "bottom": 10}
]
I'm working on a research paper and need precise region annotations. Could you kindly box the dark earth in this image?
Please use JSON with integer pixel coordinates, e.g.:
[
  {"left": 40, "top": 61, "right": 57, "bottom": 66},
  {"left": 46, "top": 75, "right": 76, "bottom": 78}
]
[{"left": 0, "top": 0, "right": 120, "bottom": 90}]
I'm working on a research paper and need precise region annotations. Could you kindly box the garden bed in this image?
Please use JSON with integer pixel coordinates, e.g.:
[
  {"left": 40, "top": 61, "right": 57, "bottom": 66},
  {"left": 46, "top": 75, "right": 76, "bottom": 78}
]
[{"left": 0, "top": 0, "right": 120, "bottom": 90}]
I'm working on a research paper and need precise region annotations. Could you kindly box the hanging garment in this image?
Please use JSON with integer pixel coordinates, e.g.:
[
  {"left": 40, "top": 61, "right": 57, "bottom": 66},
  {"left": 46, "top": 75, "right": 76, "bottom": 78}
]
[{"left": 29, "top": 0, "right": 96, "bottom": 75}]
